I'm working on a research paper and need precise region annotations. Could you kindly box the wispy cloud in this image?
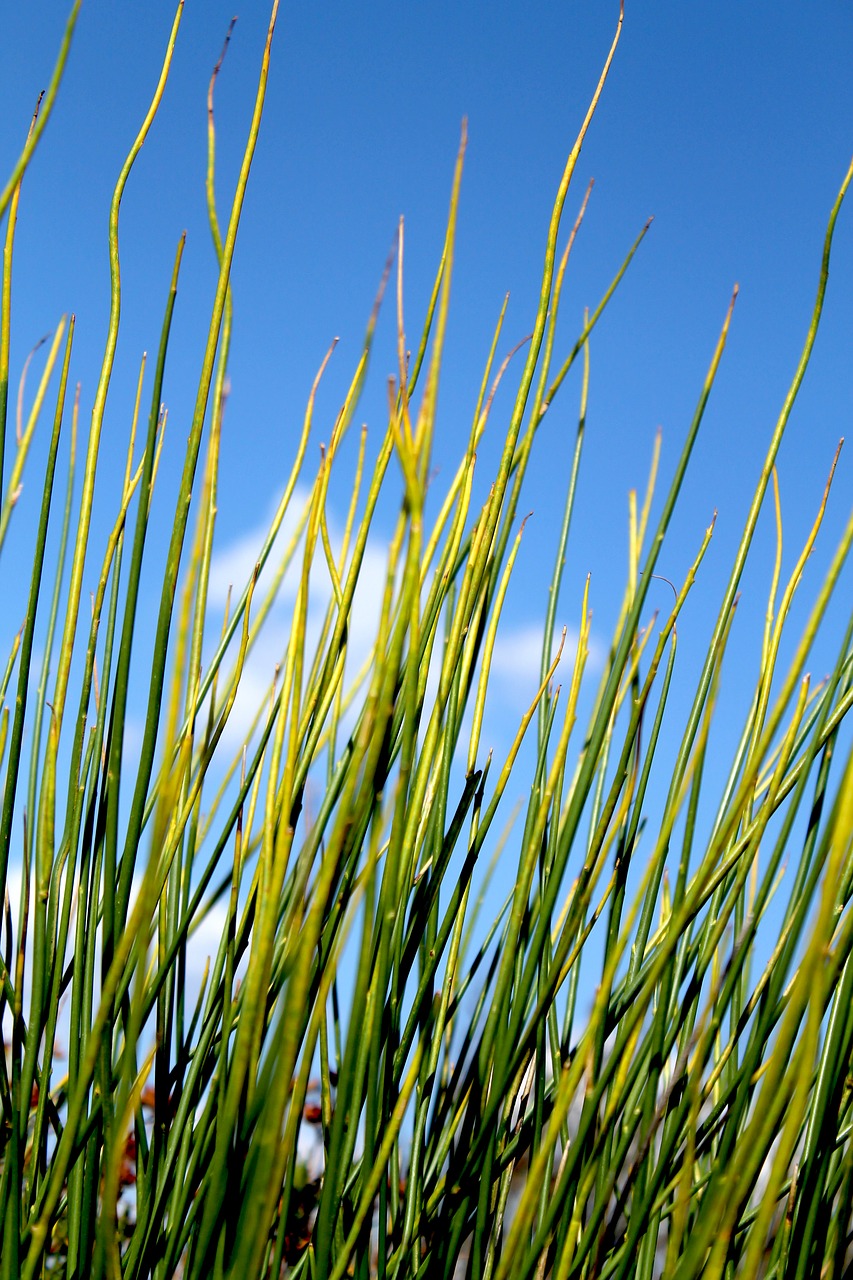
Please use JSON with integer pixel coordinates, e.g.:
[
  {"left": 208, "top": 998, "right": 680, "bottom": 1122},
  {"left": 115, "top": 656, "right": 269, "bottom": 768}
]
[
  {"left": 205, "top": 486, "right": 390, "bottom": 750},
  {"left": 204, "top": 494, "right": 604, "bottom": 760}
]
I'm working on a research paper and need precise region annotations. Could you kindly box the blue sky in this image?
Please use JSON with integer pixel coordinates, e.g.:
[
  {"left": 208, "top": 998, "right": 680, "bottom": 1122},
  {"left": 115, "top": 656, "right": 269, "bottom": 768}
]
[
  {"left": 3, "top": 4, "right": 850, "bottom": 625},
  {"left": 2, "top": 4, "right": 852, "bottom": 990}
]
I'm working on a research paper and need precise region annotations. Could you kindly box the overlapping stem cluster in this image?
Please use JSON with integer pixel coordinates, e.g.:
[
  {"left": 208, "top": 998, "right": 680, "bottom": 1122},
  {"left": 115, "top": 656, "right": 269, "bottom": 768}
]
[{"left": 1, "top": 5, "right": 853, "bottom": 1279}]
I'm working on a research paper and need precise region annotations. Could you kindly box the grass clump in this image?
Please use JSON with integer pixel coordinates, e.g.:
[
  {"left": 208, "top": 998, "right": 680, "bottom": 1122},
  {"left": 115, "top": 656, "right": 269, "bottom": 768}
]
[{"left": 2, "top": 5, "right": 853, "bottom": 1278}]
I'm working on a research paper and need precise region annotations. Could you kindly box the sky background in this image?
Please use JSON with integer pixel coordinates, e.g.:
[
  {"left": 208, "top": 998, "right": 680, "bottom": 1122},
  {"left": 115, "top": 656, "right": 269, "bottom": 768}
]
[{"left": 1, "top": 3, "right": 852, "bottom": 996}]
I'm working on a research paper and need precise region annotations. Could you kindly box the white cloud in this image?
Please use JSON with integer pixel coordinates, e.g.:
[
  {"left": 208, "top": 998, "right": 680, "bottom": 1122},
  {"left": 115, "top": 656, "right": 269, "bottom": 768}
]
[
  {"left": 207, "top": 485, "right": 313, "bottom": 610},
  {"left": 203, "top": 494, "right": 604, "bottom": 760},
  {"left": 489, "top": 622, "right": 602, "bottom": 698},
  {"left": 204, "top": 492, "right": 391, "bottom": 752}
]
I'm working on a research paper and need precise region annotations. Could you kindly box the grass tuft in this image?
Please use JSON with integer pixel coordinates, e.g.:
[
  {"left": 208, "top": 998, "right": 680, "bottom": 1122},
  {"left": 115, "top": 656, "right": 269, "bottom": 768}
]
[{"left": 2, "top": 4, "right": 853, "bottom": 1278}]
